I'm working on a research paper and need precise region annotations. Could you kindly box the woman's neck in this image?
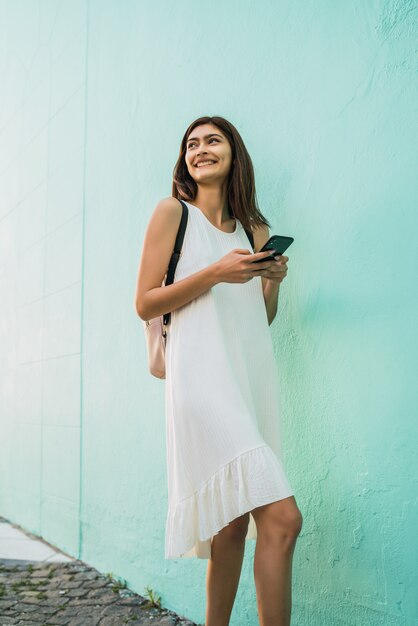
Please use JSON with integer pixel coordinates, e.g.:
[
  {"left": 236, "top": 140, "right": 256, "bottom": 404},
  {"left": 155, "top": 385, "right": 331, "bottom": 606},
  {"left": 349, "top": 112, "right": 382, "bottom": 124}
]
[{"left": 193, "top": 188, "right": 230, "bottom": 222}]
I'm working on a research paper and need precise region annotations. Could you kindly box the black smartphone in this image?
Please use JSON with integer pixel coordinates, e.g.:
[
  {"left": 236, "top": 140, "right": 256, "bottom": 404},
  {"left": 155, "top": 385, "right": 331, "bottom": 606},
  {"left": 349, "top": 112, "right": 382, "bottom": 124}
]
[{"left": 251, "top": 235, "right": 294, "bottom": 263}]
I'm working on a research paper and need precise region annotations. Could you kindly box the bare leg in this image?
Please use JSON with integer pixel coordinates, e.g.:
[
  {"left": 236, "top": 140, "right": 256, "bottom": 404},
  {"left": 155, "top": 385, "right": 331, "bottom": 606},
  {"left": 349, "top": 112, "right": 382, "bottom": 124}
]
[
  {"left": 205, "top": 512, "right": 249, "bottom": 626},
  {"left": 252, "top": 496, "right": 303, "bottom": 626}
]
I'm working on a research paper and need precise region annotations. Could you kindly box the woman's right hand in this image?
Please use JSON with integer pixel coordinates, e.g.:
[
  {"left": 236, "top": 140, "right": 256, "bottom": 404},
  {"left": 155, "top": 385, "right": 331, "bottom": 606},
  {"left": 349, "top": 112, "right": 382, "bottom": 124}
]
[{"left": 213, "top": 249, "right": 275, "bottom": 284}]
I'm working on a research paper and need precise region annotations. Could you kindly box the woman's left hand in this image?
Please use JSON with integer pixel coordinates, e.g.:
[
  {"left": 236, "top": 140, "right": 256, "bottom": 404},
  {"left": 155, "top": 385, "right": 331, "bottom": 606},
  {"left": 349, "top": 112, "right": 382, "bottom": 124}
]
[{"left": 261, "top": 255, "right": 289, "bottom": 283}]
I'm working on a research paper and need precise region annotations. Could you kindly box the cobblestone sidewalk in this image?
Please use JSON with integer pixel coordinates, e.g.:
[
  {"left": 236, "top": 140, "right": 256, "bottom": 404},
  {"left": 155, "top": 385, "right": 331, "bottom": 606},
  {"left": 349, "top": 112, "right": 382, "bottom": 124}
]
[{"left": 0, "top": 558, "right": 202, "bottom": 626}]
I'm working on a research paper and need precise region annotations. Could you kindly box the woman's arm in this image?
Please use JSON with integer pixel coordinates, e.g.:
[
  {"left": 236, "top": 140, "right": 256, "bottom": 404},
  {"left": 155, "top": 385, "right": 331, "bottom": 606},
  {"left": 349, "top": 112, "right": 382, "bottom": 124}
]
[
  {"left": 251, "top": 224, "right": 281, "bottom": 325},
  {"left": 134, "top": 197, "right": 221, "bottom": 320},
  {"left": 263, "top": 280, "right": 281, "bottom": 326}
]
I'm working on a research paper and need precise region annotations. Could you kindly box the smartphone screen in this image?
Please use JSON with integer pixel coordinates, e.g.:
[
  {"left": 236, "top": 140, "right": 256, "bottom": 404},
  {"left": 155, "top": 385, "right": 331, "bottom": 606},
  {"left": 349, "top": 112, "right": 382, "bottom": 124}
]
[{"left": 252, "top": 235, "right": 294, "bottom": 263}]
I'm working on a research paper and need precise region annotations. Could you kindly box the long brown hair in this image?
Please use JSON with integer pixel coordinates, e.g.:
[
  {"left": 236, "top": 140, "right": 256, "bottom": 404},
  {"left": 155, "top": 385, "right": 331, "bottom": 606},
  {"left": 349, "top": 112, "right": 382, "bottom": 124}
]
[{"left": 171, "top": 116, "right": 271, "bottom": 232}]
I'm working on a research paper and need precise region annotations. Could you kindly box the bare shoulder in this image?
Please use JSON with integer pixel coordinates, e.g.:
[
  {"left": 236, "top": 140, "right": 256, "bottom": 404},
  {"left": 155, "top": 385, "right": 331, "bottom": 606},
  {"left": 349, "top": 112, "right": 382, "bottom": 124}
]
[
  {"left": 153, "top": 196, "right": 183, "bottom": 224},
  {"left": 251, "top": 222, "right": 270, "bottom": 252},
  {"left": 155, "top": 196, "right": 182, "bottom": 212},
  {"left": 142, "top": 195, "right": 186, "bottom": 257}
]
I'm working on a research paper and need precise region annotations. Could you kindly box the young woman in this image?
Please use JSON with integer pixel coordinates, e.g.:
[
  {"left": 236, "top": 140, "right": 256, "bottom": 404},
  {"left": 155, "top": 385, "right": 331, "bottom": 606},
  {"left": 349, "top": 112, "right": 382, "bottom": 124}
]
[{"left": 135, "top": 116, "right": 303, "bottom": 626}]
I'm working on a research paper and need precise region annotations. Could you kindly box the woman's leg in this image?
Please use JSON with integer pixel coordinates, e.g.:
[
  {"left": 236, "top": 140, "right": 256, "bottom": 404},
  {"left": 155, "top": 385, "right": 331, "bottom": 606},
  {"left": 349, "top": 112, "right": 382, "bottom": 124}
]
[
  {"left": 251, "top": 496, "right": 303, "bottom": 626},
  {"left": 205, "top": 512, "right": 250, "bottom": 626}
]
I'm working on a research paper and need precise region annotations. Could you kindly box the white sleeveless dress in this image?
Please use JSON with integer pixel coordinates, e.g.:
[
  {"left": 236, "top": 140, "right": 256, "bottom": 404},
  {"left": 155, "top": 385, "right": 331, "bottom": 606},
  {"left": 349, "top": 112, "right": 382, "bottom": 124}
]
[{"left": 164, "top": 201, "right": 294, "bottom": 559}]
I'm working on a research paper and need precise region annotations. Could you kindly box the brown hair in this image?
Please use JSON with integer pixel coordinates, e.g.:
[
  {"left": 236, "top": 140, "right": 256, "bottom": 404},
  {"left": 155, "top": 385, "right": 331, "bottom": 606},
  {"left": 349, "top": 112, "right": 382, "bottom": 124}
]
[{"left": 171, "top": 115, "right": 271, "bottom": 232}]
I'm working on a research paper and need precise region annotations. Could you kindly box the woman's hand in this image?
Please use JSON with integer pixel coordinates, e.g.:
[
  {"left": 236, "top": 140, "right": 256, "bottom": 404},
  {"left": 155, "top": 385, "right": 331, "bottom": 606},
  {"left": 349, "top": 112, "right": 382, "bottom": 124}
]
[
  {"left": 213, "top": 249, "right": 274, "bottom": 284},
  {"left": 259, "top": 255, "right": 289, "bottom": 284}
]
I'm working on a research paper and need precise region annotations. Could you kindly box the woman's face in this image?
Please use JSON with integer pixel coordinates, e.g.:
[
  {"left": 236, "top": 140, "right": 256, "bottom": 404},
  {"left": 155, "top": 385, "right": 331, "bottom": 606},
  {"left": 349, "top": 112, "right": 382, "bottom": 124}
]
[{"left": 185, "top": 124, "right": 233, "bottom": 185}]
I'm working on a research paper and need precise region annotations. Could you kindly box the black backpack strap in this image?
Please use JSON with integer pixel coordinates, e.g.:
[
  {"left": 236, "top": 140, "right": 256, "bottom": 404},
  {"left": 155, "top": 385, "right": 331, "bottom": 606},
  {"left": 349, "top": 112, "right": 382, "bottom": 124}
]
[
  {"left": 244, "top": 227, "right": 254, "bottom": 251},
  {"left": 163, "top": 200, "right": 189, "bottom": 327}
]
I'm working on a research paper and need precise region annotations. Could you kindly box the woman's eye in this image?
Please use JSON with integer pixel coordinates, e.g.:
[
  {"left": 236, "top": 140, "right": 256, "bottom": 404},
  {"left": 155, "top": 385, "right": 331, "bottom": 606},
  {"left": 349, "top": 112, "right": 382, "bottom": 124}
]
[{"left": 188, "top": 138, "right": 218, "bottom": 149}]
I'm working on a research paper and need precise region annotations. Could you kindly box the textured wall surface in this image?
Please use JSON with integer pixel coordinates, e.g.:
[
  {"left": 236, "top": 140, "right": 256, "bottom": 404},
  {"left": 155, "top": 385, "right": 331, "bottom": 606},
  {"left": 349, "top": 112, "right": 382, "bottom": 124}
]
[{"left": 0, "top": 1, "right": 417, "bottom": 625}]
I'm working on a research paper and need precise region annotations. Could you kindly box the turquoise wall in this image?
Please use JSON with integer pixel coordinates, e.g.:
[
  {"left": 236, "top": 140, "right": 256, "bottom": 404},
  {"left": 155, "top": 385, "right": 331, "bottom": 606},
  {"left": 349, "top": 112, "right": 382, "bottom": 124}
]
[{"left": 0, "top": 2, "right": 416, "bottom": 624}]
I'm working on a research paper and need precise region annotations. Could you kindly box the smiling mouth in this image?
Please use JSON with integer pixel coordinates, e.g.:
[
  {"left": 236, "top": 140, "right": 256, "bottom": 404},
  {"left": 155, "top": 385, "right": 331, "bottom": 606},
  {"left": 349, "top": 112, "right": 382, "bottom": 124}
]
[{"left": 195, "top": 160, "right": 217, "bottom": 168}]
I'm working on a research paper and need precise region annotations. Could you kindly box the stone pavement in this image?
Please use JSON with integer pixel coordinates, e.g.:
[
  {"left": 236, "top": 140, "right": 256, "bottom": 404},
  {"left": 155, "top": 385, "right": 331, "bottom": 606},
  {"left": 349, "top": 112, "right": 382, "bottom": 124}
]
[{"left": 0, "top": 517, "right": 202, "bottom": 626}]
